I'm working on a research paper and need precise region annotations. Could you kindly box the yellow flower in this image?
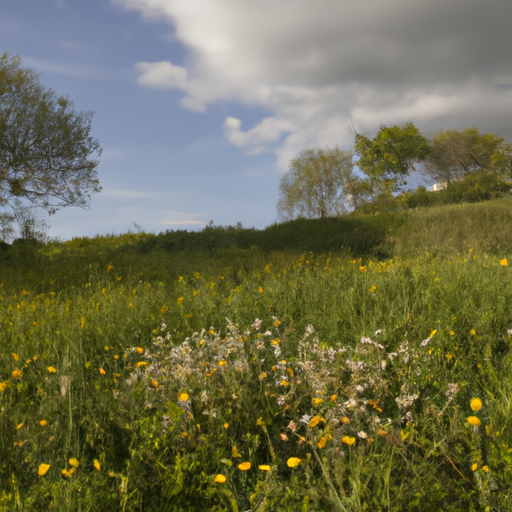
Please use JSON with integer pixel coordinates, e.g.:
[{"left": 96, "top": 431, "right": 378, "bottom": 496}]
[
  {"left": 470, "top": 398, "right": 483, "bottom": 412},
  {"left": 482, "top": 465, "right": 490, "bottom": 473},
  {"left": 317, "top": 437, "right": 327, "bottom": 449},
  {"left": 238, "top": 462, "right": 251, "bottom": 471},
  {"left": 340, "top": 416, "right": 350, "bottom": 425},
  {"left": 369, "top": 285, "right": 377, "bottom": 293},
  {"left": 135, "top": 347, "right": 144, "bottom": 354},
  {"left": 61, "top": 469, "right": 72, "bottom": 478},
  {"left": 47, "top": 366, "right": 57, "bottom": 374},
  {"left": 232, "top": 446, "right": 241, "bottom": 458},
  {"left": 341, "top": 436, "right": 356, "bottom": 445},
  {"left": 12, "top": 369, "right": 22, "bottom": 379},
  {"left": 38, "top": 463, "right": 51, "bottom": 476},
  {"left": 467, "top": 416, "right": 482, "bottom": 426},
  {"left": 311, "top": 397, "right": 324, "bottom": 406},
  {"left": 39, "top": 420, "right": 47, "bottom": 427},
  {"left": 258, "top": 465, "right": 271, "bottom": 472},
  {"left": 151, "top": 380, "right": 159, "bottom": 388},
  {"left": 500, "top": 258, "right": 508, "bottom": 266},
  {"left": 178, "top": 393, "right": 190, "bottom": 402},
  {"left": 287, "top": 457, "right": 302, "bottom": 468},
  {"left": 218, "top": 360, "right": 227, "bottom": 367},
  {"left": 309, "top": 415, "right": 324, "bottom": 427},
  {"left": 16, "top": 422, "right": 24, "bottom": 430},
  {"left": 330, "top": 394, "right": 337, "bottom": 402},
  {"left": 430, "top": 329, "right": 437, "bottom": 338},
  {"left": 471, "top": 463, "right": 478, "bottom": 471},
  {"left": 377, "top": 430, "right": 388, "bottom": 436},
  {"left": 256, "top": 417, "right": 265, "bottom": 426},
  {"left": 11, "top": 353, "right": 19, "bottom": 362},
  {"left": 93, "top": 459, "right": 101, "bottom": 471},
  {"left": 107, "top": 265, "right": 114, "bottom": 272},
  {"left": 0, "top": 381, "right": 9, "bottom": 392},
  {"left": 258, "top": 287, "right": 264, "bottom": 293},
  {"left": 470, "top": 329, "right": 476, "bottom": 335},
  {"left": 69, "top": 458, "right": 79, "bottom": 468},
  {"left": 159, "top": 305, "right": 169, "bottom": 314},
  {"left": 177, "top": 297, "right": 184, "bottom": 305},
  {"left": 214, "top": 474, "right": 226, "bottom": 483},
  {"left": 136, "top": 361, "right": 148, "bottom": 368},
  {"left": 223, "top": 423, "right": 229, "bottom": 430},
  {"left": 359, "top": 266, "right": 367, "bottom": 272}
]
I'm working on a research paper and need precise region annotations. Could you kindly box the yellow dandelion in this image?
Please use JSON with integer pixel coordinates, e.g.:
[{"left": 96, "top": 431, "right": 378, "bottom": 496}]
[
  {"left": 11, "top": 353, "right": 19, "bottom": 362},
  {"left": 47, "top": 366, "right": 57, "bottom": 374},
  {"left": 258, "top": 465, "right": 271, "bottom": 472},
  {"left": 16, "top": 422, "right": 24, "bottom": 430},
  {"left": 317, "top": 436, "right": 327, "bottom": 449},
  {"left": 214, "top": 474, "right": 226, "bottom": 483},
  {"left": 38, "top": 463, "right": 51, "bottom": 476},
  {"left": 470, "top": 398, "right": 483, "bottom": 412},
  {"left": 93, "top": 459, "right": 101, "bottom": 471},
  {"left": 135, "top": 347, "right": 144, "bottom": 354},
  {"left": 341, "top": 436, "right": 356, "bottom": 445},
  {"left": 39, "top": 420, "right": 47, "bottom": 427},
  {"left": 150, "top": 380, "right": 159, "bottom": 388},
  {"left": 430, "top": 329, "right": 437, "bottom": 338},
  {"left": 69, "top": 458, "right": 79, "bottom": 468},
  {"left": 471, "top": 463, "right": 478, "bottom": 471},
  {"left": 12, "top": 369, "right": 22, "bottom": 379},
  {"left": 178, "top": 392, "right": 189, "bottom": 402},
  {"left": 340, "top": 416, "right": 350, "bottom": 425},
  {"left": 309, "top": 415, "right": 324, "bottom": 428},
  {"left": 330, "top": 394, "right": 337, "bottom": 402},
  {"left": 223, "top": 423, "right": 229, "bottom": 430},
  {"left": 311, "top": 397, "right": 324, "bottom": 406},
  {"left": 467, "top": 416, "right": 482, "bottom": 426},
  {"left": 500, "top": 258, "right": 508, "bottom": 266},
  {"left": 287, "top": 457, "right": 302, "bottom": 468},
  {"left": 482, "top": 465, "right": 490, "bottom": 473},
  {"left": 369, "top": 285, "right": 377, "bottom": 293},
  {"left": 258, "top": 286, "right": 264, "bottom": 293},
  {"left": 177, "top": 297, "right": 184, "bottom": 305},
  {"left": 0, "top": 381, "right": 9, "bottom": 392},
  {"left": 238, "top": 462, "right": 251, "bottom": 471},
  {"left": 470, "top": 329, "right": 476, "bottom": 335},
  {"left": 136, "top": 361, "right": 148, "bottom": 368},
  {"left": 61, "top": 469, "right": 72, "bottom": 478},
  {"left": 218, "top": 360, "right": 227, "bottom": 367}
]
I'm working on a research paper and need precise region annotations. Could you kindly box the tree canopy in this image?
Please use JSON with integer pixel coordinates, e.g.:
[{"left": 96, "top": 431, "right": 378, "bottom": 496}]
[
  {"left": 277, "top": 146, "right": 354, "bottom": 220},
  {"left": 0, "top": 53, "right": 101, "bottom": 221}
]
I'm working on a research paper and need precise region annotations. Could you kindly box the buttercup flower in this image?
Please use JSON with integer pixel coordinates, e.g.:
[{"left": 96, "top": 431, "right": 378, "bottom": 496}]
[
  {"left": 470, "top": 398, "right": 483, "bottom": 411},
  {"left": 287, "top": 457, "right": 302, "bottom": 468},
  {"left": 467, "top": 416, "right": 482, "bottom": 426},
  {"left": 214, "top": 474, "right": 226, "bottom": 483}
]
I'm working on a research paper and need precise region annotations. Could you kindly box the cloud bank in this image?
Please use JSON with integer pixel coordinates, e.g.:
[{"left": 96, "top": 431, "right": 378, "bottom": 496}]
[{"left": 113, "top": 0, "right": 512, "bottom": 169}]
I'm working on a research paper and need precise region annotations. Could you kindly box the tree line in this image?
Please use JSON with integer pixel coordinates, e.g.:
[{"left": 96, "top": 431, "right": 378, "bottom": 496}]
[{"left": 278, "top": 122, "right": 512, "bottom": 220}]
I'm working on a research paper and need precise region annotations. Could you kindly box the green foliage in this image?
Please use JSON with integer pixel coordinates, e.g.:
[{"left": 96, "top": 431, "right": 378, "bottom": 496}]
[
  {"left": 0, "top": 53, "right": 101, "bottom": 218},
  {"left": 277, "top": 146, "right": 354, "bottom": 220},
  {"left": 354, "top": 122, "right": 431, "bottom": 192}
]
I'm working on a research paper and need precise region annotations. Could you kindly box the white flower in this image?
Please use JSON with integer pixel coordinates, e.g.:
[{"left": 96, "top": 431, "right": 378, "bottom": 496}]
[
  {"left": 299, "top": 414, "right": 312, "bottom": 425},
  {"left": 357, "top": 431, "right": 368, "bottom": 439},
  {"left": 252, "top": 318, "right": 263, "bottom": 330},
  {"left": 420, "top": 337, "right": 431, "bottom": 347},
  {"left": 305, "top": 324, "right": 315, "bottom": 335},
  {"left": 507, "top": 329, "right": 512, "bottom": 336},
  {"left": 160, "top": 323, "right": 167, "bottom": 331},
  {"left": 360, "top": 336, "right": 373, "bottom": 344},
  {"left": 374, "top": 329, "right": 382, "bottom": 336},
  {"left": 344, "top": 398, "right": 358, "bottom": 409}
]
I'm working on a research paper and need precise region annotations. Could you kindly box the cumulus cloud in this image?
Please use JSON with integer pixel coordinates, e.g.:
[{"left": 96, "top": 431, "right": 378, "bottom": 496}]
[{"left": 114, "top": 0, "right": 512, "bottom": 168}]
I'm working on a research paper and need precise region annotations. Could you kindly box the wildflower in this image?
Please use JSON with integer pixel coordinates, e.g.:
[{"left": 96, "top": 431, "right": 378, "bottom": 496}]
[
  {"left": 471, "top": 463, "right": 478, "bottom": 471},
  {"left": 500, "top": 258, "right": 508, "bottom": 266},
  {"left": 467, "top": 416, "right": 482, "bottom": 426},
  {"left": 11, "top": 353, "right": 19, "bottom": 362},
  {"left": 232, "top": 446, "right": 242, "bottom": 458},
  {"left": 377, "top": 430, "right": 388, "bottom": 436},
  {"left": 287, "top": 421, "right": 297, "bottom": 432},
  {"left": 99, "top": 368, "right": 106, "bottom": 375},
  {"left": 369, "top": 285, "right": 377, "bottom": 293},
  {"left": 178, "top": 392, "right": 190, "bottom": 402},
  {"left": 252, "top": 318, "right": 262, "bottom": 330},
  {"left": 0, "top": 381, "right": 9, "bottom": 392},
  {"left": 287, "top": 457, "right": 302, "bottom": 468},
  {"left": 12, "top": 369, "right": 22, "bottom": 379},
  {"left": 38, "top": 463, "right": 51, "bottom": 476},
  {"left": 238, "top": 462, "right": 251, "bottom": 471},
  {"left": 150, "top": 380, "right": 159, "bottom": 388},
  {"left": 214, "top": 474, "right": 226, "bottom": 483},
  {"left": 482, "top": 465, "right": 490, "bottom": 473},
  {"left": 135, "top": 347, "right": 144, "bottom": 354},
  {"left": 39, "top": 420, "right": 47, "bottom": 427},
  {"left": 16, "top": 422, "right": 24, "bottom": 430},
  {"left": 330, "top": 394, "right": 337, "bottom": 402},
  {"left": 218, "top": 360, "right": 227, "bottom": 367},
  {"left": 312, "top": 397, "right": 324, "bottom": 406},
  {"left": 342, "top": 436, "right": 356, "bottom": 445},
  {"left": 69, "top": 458, "right": 79, "bottom": 468},
  {"left": 470, "top": 398, "right": 483, "bottom": 411},
  {"left": 258, "top": 286, "right": 264, "bottom": 293},
  {"left": 256, "top": 417, "right": 265, "bottom": 426},
  {"left": 223, "top": 423, "right": 229, "bottom": 430},
  {"left": 305, "top": 324, "right": 315, "bottom": 335},
  {"left": 93, "top": 459, "right": 101, "bottom": 471},
  {"left": 357, "top": 431, "right": 368, "bottom": 439},
  {"left": 317, "top": 437, "right": 327, "bottom": 449},
  {"left": 280, "top": 433, "right": 288, "bottom": 441},
  {"left": 470, "top": 329, "right": 476, "bottom": 335},
  {"left": 258, "top": 464, "right": 271, "bottom": 471},
  {"left": 136, "top": 361, "right": 148, "bottom": 368},
  {"left": 340, "top": 416, "right": 350, "bottom": 425},
  {"left": 177, "top": 297, "right": 184, "bottom": 305},
  {"left": 61, "top": 469, "right": 72, "bottom": 478},
  {"left": 309, "top": 415, "right": 324, "bottom": 428}
]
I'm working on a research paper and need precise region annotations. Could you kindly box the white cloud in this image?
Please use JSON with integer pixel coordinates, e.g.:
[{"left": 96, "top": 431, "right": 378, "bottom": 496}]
[
  {"left": 136, "top": 61, "right": 188, "bottom": 90},
  {"left": 114, "top": 0, "right": 512, "bottom": 169}
]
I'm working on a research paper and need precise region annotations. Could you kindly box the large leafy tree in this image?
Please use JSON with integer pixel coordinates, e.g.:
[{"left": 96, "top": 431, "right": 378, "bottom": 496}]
[
  {"left": 277, "top": 146, "right": 354, "bottom": 220},
  {"left": 0, "top": 53, "right": 101, "bottom": 221},
  {"left": 423, "top": 127, "right": 512, "bottom": 185},
  {"left": 354, "top": 122, "right": 431, "bottom": 193}
]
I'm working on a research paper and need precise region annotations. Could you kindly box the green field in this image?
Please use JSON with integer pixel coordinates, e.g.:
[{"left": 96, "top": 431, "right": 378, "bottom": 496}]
[{"left": 2, "top": 200, "right": 512, "bottom": 511}]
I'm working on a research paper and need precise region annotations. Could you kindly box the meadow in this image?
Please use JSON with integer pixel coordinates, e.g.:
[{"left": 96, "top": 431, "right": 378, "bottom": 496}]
[{"left": 2, "top": 199, "right": 512, "bottom": 511}]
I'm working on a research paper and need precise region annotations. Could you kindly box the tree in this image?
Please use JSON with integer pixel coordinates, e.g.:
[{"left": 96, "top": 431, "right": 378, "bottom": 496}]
[
  {"left": 354, "top": 122, "right": 431, "bottom": 193},
  {"left": 277, "top": 146, "right": 354, "bottom": 220},
  {"left": 0, "top": 53, "right": 101, "bottom": 221},
  {"left": 423, "top": 127, "right": 512, "bottom": 185}
]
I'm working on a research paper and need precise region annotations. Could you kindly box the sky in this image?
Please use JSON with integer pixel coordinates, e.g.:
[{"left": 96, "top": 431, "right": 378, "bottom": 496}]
[{"left": 1, "top": 0, "right": 512, "bottom": 240}]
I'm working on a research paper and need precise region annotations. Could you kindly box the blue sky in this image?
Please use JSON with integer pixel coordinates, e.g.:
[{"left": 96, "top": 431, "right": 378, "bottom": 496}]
[{"left": 1, "top": 0, "right": 512, "bottom": 239}]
